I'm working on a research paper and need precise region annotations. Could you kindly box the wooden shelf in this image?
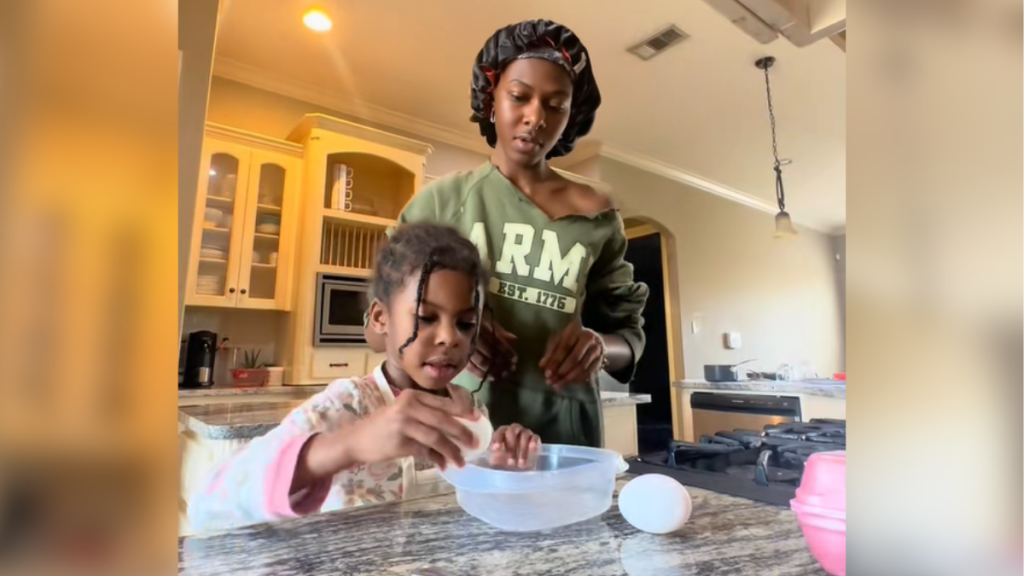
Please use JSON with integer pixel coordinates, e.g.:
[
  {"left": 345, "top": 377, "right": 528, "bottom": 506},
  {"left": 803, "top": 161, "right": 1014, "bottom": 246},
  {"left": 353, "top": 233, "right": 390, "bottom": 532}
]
[
  {"left": 253, "top": 233, "right": 280, "bottom": 240},
  {"left": 322, "top": 209, "right": 395, "bottom": 228},
  {"left": 206, "top": 195, "right": 235, "bottom": 205},
  {"left": 198, "top": 258, "right": 227, "bottom": 264},
  {"left": 256, "top": 203, "right": 282, "bottom": 213},
  {"left": 251, "top": 263, "right": 277, "bottom": 269},
  {"left": 202, "top": 226, "right": 230, "bottom": 233},
  {"left": 315, "top": 264, "right": 372, "bottom": 279}
]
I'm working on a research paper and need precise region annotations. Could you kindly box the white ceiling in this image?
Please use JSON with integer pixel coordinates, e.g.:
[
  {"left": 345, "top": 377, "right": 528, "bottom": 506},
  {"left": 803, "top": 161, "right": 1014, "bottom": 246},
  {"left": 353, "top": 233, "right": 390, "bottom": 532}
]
[{"left": 213, "top": 0, "right": 846, "bottom": 233}]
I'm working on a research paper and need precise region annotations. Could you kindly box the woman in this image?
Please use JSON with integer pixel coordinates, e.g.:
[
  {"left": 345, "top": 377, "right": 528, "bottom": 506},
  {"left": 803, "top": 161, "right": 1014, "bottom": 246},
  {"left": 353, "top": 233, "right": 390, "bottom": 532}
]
[{"left": 367, "top": 19, "right": 648, "bottom": 448}]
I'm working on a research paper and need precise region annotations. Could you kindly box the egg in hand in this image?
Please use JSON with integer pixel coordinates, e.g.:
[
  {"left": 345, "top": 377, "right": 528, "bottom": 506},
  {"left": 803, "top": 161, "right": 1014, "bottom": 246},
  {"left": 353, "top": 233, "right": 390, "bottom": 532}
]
[
  {"left": 618, "top": 474, "right": 693, "bottom": 534},
  {"left": 453, "top": 413, "right": 494, "bottom": 461}
]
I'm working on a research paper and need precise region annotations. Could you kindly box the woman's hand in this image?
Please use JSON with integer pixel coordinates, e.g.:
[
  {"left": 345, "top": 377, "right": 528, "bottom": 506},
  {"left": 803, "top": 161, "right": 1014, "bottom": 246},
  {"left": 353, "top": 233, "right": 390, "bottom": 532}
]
[
  {"left": 488, "top": 424, "right": 541, "bottom": 469},
  {"left": 467, "top": 315, "right": 518, "bottom": 381},
  {"left": 539, "top": 316, "right": 606, "bottom": 390}
]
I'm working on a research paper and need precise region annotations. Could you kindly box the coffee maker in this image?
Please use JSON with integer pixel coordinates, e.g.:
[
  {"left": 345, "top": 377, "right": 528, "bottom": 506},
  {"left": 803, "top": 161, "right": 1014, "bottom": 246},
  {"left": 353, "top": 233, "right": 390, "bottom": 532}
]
[{"left": 180, "top": 330, "right": 218, "bottom": 388}]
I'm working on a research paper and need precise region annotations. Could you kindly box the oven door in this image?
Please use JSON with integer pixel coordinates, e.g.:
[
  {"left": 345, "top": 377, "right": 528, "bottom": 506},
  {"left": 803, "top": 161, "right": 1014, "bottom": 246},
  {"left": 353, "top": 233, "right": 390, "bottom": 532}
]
[
  {"left": 690, "top": 392, "right": 801, "bottom": 440},
  {"left": 315, "top": 275, "right": 369, "bottom": 343}
]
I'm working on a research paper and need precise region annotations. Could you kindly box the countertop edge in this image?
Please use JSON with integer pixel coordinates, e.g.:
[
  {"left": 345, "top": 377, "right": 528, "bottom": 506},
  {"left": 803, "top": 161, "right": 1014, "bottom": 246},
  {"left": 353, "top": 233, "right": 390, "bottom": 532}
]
[
  {"left": 672, "top": 379, "right": 846, "bottom": 399},
  {"left": 180, "top": 392, "right": 654, "bottom": 440},
  {"left": 178, "top": 385, "right": 328, "bottom": 398},
  {"left": 600, "top": 394, "right": 652, "bottom": 407},
  {"left": 179, "top": 410, "right": 279, "bottom": 440}
]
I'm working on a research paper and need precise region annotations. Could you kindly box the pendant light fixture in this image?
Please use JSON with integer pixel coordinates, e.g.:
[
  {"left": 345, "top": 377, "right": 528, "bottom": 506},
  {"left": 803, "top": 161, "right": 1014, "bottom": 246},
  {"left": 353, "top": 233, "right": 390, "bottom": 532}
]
[{"left": 755, "top": 56, "right": 797, "bottom": 239}]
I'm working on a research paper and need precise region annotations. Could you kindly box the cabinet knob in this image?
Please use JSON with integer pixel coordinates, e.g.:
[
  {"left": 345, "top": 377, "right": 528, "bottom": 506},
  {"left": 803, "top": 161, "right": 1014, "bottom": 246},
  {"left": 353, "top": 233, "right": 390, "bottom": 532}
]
[
  {"left": 240, "top": 289, "right": 247, "bottom": 295},
  {"left": 328, "top": 362, "right": 349, "bottom": 368},
  {"left": 228, "top": 288, "right": 236, "bottom": 294}
]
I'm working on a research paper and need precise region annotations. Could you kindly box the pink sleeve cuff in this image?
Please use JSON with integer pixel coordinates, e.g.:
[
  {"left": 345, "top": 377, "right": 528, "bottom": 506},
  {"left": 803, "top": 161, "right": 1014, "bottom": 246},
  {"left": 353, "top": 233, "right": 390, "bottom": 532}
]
[{"left": 264, "top": 434, "right": 332, "bottom": 519}]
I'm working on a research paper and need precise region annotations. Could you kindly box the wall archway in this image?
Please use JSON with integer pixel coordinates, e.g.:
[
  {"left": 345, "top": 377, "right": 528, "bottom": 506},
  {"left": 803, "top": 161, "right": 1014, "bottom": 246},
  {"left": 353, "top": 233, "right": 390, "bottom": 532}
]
[{"left": 622, "top": 216, "right": 686, "bottom": 441}]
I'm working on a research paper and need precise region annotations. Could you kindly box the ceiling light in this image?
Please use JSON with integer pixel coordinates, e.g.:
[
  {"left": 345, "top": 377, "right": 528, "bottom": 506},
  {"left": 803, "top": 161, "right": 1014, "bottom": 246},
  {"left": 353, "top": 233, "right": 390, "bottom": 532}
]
[{"left": 303, "top": 9, "right": 332, "bottom": 32}]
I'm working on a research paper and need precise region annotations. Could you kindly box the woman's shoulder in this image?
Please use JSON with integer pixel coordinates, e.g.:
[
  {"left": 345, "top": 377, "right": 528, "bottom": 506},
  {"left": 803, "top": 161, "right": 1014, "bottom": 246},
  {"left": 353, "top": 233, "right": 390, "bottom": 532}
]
[
  {"left": 425, "top": 163, "right": 494, "bottom": 196},
  {"left": 572, "top": 181, "right": 616, "bottom": 213},
  {"left": 408, "top": 163, "right": 494, "bottom": 218},
  {"left": 554, "top": 176, "right": 619, "bottom": 223}
]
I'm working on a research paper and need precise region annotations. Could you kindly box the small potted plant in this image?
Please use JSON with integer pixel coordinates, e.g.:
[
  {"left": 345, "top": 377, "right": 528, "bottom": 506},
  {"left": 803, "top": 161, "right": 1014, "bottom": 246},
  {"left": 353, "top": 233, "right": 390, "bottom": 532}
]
[{"left": 231, "top": 349, "right": 270, "bottom": 387}]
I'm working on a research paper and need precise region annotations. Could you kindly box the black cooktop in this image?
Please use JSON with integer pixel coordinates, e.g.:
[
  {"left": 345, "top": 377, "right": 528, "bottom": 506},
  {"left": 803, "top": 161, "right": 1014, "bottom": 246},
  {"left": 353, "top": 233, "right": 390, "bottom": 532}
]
[{"left": 625, "top": 419, "right": 846, "bottom": 507}]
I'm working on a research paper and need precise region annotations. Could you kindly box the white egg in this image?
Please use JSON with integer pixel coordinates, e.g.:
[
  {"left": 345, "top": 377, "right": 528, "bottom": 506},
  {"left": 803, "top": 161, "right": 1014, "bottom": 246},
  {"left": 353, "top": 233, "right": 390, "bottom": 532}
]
[
  {"left": 618, "top": 474, "right": 693, "bottom": 534},
  {"left": 453, "top": 414, "right": 494, "bottom": 461}
]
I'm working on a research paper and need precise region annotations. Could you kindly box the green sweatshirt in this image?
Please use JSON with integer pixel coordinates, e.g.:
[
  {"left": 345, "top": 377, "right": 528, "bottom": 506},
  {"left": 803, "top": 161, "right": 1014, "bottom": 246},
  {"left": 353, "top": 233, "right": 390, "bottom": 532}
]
[{"left": 373, "top": 162, "right": 648, "bottom": 447}]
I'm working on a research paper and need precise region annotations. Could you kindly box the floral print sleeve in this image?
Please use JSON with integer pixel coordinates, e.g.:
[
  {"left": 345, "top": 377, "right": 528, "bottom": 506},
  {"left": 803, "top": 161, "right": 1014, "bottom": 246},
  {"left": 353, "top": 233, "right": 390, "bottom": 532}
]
[{"left": 189, "top": 373, "right": 397, "bottom": 533}]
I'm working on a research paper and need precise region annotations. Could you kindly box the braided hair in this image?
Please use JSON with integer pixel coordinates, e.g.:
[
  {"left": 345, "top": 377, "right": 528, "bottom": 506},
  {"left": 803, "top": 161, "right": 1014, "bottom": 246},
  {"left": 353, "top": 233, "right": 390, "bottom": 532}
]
[
  {"left": 372, "top": 222, "right": 494, "bottom": 390},
  {"left": 470, "top": 19, "right": 602, "bottom": 159}
]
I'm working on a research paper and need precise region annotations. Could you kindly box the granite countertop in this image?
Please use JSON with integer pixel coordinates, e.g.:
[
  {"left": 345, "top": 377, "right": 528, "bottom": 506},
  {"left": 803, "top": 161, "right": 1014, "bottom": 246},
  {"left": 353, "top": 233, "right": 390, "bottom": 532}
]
[
  {"left": 178, "top": 477, "right": 826, "bottom": 575},
  {"left": 674, "top": 379, "right": 846, "bottom": 399},
  {"left": 599, "top": 391, "right": 652, "bottom": 407},
  {"left": 179, "top": 401, "right": 306, "bottom": 440},
  {"left": 178, "top": 384, "right": 327, "bottom": 398},
  {"left": 180, "top": 392, "right": 653, "bottom": 440}
]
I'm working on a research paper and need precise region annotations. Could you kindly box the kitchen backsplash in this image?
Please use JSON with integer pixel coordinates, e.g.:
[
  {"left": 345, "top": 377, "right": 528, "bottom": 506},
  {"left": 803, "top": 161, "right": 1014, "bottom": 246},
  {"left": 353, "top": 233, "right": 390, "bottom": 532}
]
[{"left": 181, "top": 307, "right": 288, "bottom": 368}]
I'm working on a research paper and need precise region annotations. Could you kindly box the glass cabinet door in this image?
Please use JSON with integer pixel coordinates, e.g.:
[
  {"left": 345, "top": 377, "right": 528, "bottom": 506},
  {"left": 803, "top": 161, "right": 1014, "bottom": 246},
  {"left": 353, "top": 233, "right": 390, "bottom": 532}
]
[
  {"left": 189, "top": 141, "right": 250, "bottom": 306},
  {"left": 237, "top": 151, "right": 295, "bottom": 309}
]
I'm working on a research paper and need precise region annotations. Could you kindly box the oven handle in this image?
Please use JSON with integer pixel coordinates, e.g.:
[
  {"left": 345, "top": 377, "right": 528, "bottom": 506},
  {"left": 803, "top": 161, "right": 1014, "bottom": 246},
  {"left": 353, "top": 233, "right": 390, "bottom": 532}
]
[{"left": 328, "top": 362, "right": 349, "bottom": 368}]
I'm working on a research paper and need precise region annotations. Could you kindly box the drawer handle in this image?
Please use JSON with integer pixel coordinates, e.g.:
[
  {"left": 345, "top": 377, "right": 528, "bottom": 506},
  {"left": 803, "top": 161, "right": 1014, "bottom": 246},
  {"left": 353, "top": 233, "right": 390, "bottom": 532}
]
[{"left": 328, "top": 362, "right": 349, "bottom": 368}]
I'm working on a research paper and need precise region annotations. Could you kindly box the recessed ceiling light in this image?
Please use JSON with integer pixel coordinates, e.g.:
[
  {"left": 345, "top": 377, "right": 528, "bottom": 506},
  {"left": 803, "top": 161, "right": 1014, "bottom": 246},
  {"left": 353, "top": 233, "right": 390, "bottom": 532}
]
[{"left": 303, "top": 9, "right": 332, "bottom": 32}]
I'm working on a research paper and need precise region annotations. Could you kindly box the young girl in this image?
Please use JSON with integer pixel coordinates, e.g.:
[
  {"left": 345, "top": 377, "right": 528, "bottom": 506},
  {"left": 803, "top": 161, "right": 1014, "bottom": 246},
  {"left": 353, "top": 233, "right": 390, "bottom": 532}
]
[
  {"left": 366, "top": 19, "right": 649, "bottom": 449},
  {"left": 190, "top": 223, "right": 541, "bottom": 533}
]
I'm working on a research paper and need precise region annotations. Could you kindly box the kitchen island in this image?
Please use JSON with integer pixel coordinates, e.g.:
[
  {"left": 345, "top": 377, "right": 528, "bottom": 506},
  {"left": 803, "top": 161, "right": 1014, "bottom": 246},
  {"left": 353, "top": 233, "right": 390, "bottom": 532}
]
[
  {"left": 178, "top": 391, "right": 653, "bottom": 536},
  {"left": 178, "top": 476, "right": 826, "bottom": 575}
]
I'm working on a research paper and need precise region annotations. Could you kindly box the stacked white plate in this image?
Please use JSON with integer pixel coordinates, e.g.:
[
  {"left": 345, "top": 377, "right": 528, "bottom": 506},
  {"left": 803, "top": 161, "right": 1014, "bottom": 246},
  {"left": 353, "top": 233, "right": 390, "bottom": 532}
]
[
  {"left": 255, "top": 214, "right": 281, "bottom": 235},
  {"left": 199, "top": 245, "right": 227, "bottom": 260},
  {"left": 196, "top": 274, "right": 224, "bottom": 295},
  {"left": 204, "top": 207, "right": 224, "bottom": 227}
]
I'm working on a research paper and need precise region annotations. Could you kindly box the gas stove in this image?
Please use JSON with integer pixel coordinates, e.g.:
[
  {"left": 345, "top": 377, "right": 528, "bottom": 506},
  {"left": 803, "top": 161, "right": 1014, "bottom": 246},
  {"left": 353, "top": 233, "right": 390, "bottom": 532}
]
[{"left": 625, "top": 419, "right": 846, "bottom": 507}]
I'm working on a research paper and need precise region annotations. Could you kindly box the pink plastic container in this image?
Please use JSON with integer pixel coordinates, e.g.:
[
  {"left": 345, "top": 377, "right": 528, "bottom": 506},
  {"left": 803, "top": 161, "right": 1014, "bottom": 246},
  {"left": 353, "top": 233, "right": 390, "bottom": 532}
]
[{"left": 791, "top": 451, "right": 846, "bottom": 576}]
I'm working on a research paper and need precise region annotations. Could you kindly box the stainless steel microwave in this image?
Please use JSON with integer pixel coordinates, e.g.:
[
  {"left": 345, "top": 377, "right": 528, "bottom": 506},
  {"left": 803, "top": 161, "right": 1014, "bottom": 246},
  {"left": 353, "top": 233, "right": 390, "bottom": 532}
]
[{"left": 314, "top": 273, "right": 370, "bottom": 346}]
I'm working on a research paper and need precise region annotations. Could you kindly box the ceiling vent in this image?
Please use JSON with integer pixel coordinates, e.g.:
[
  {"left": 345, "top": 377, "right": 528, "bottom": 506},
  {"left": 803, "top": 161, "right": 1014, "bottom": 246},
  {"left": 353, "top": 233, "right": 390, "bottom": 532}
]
[{"left": 628, "top": 25, "right": 690, "bottom": 60}]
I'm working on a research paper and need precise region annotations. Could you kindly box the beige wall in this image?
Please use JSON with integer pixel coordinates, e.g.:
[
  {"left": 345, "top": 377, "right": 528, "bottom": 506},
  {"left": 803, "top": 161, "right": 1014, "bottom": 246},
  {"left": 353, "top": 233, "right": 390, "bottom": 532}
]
[
  {"left": 205, "top": 77, "right": 489, "bottom": 178},
  {"left": 599, "top": 158, "right": 844, "bottom": 379}
]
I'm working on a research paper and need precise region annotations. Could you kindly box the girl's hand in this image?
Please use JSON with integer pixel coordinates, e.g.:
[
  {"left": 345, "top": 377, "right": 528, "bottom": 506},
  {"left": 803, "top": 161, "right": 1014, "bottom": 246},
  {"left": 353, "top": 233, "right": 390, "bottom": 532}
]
[
  {"left": 467, "top": 315, "right": 518, "bottom": 381},
  {"left": 488, "top": 424, "right": 541, "bottom": 469},
  {"left": 539, "top": 316, "right": 606, "bottom": 389},
  {"left": 346, "top": 388, "right": 479, "bottom": 471}
]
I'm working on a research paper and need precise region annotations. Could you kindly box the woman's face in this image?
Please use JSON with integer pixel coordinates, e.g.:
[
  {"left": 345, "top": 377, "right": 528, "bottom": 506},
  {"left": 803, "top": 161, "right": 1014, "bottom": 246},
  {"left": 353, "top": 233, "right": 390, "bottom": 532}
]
[{"left": 492, "top": 58, "right": 573, "bottom": 165}]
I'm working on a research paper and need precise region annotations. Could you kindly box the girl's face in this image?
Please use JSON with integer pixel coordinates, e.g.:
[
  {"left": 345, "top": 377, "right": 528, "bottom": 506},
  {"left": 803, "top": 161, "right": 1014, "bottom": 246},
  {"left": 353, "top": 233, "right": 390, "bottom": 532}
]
[
  {"left": 492, "top": 58, "right": 573, "bottom": 165},
  {"left": 369, "top": 269, "right": 481, "bottom": 391}
]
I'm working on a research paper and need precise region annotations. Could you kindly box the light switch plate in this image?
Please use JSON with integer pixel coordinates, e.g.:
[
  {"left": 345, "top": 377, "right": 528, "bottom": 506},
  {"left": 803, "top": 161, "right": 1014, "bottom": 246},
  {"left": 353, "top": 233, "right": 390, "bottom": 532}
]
[{"left": 724, "top": 332, "right": 742, "bottom": 349}]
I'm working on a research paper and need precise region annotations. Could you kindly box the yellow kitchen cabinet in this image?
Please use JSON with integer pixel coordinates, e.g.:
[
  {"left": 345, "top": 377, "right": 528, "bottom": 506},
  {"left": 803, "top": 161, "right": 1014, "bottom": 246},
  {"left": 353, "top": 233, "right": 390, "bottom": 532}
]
[
  {"left": 185, "top": 124, "right": 303, "bottom": 311},
  {"left": 282, "top": 114, "right": 433, "bottom": 384}
]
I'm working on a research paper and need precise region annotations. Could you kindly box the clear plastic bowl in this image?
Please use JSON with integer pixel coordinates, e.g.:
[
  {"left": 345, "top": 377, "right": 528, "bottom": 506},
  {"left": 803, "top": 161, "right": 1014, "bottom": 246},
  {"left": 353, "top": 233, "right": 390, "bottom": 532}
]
[{"left": 438, "top": 444, "right": 621, "bottom": 532}]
